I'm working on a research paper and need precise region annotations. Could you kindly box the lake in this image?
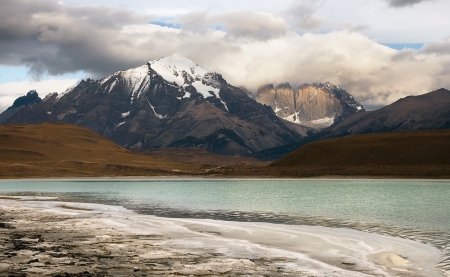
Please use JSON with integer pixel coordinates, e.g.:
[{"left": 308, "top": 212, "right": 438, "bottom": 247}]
[{"left": 1, "top": 178, "right": 449, "bottom": 276}]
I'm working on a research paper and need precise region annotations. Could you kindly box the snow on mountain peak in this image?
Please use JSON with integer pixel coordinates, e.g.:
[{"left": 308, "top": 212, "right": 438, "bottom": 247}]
[
  {"left": 149, "top": 54, "right": 209, "bottom": 86},
  {"left": 150, "top": 54, "right": 221, "bottom": 100}
]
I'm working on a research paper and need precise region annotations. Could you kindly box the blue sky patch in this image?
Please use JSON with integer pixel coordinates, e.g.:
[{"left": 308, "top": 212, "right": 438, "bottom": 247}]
[
  {"left": 0, "top": 65, "right": 85, "bottom": 84},
  {"left": 381, "top": 43, "right": 425, "bottom": 50},
  {"left": 150, "top": 21, "right": 181, "bottom": 29}
]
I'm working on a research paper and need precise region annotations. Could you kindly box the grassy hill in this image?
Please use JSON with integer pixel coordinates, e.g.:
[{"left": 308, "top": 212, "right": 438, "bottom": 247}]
[
  {"left": 135, "top": 148, "right": 270, "bottom": 167},
  {"left": 1, "top": 123, "right": 449, "bottom": 178},
  {"left": 266, "top": 130, "right": 450, "bottom": 177},
  {"left": 0, "top": 123, "right": 204, "bottom": 178}
]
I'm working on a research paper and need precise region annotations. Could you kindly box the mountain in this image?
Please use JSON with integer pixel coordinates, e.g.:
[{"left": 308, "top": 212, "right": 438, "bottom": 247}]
[
  {"left": 320, "top": 88, "right": 450, "bottom": 137},
  {"left": 3, "top": 54, "right": 303, "bottom": 156},
  {"left": 0, "top": 122, "right": 202, "bottom": 178},
  {"left": 266, "top": 130, "right": 450, "bottom": 178},
  {"left": 0, "top": 90, "right": 41, "bottom": 124},
  {"left": 254, "top": 82, "right": 364, "bottom": 129},
  {"left": 250, "top": 88, "right": 450, "bottom": 161}
]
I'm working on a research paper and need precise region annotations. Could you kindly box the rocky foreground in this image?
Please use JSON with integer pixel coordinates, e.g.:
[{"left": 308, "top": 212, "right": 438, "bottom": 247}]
[{"left": 0, "top": 201, "right": 312, "bottom": 277}]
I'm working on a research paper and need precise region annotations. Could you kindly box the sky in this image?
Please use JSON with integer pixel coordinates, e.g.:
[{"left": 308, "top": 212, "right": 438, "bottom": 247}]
[{"left": 0, "top": 0, "right": 450, "bottom": 112}]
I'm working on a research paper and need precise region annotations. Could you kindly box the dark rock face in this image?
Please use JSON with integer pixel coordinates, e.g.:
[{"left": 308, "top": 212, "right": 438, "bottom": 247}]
[
  {"left": 5, "top": 55, "right": 302, "bottom": 156},
  {"left": 255, "top": 82, "right": 364, "bottom": 129},
  {"left": 0, "top": 90, "right": 42, "bottom": 124},
  {"left": 8, "top": 90, "right": 42, "bottom": 111}
]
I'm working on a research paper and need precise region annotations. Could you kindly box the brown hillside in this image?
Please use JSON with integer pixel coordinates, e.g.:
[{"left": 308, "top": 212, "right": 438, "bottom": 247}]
[
  {"left": 136, "top": 148, "right": 270, "bottom": 167},
  {"left": 0, "top": 123, "right": 203, "bottom": 178},
  {"left": 268, "top": 130, "right": 450, "bottom": 177}
]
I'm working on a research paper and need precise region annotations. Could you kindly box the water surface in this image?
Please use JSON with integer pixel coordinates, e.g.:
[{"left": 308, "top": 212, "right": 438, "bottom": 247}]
[{"left": 1, "top": 178, "right": 449, "bottom": 273}]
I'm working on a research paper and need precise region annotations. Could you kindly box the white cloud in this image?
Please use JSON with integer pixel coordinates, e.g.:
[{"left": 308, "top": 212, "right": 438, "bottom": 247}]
[
  {"left": 175, "top": 11, "right": 289, "bottom": 41},
  {"left": 0, "top": 79, "right": 78, "bottom": 112},
  {"left": 283, "top": 0, "right": 328, "bottom": 31}
]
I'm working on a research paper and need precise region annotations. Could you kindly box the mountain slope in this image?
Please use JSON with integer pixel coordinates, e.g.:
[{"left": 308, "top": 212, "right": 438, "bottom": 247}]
[
  {"left": 267, "top": 130, "right": 450, "bottom": 177},
  {"left": 4, "top": 55, "right": 302, "bottom": 156},
  {"left": 250, "top": 88, "right": 450, "bottom": 161},
  {"left": 0, "top": 90, "right": 41, "bottom": 124},
  {"left": 0, "top": 123, "right": 203, "bottom": 178},
  {"left": 321, "top": 88, "right": 450, "bottom": 137}
]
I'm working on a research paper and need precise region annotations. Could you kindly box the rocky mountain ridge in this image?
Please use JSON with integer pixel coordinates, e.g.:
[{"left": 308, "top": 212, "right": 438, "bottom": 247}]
[
  {"left": 0, "top": 90, "right": 42, "bottom": 124},
  {"left": 319, "top": 88, "right": 450, "bottom": 137},
  {"left": 2, "top": 54, "right": 305, "bottom": 156},
  {"left": 254, "top": 82, "right": 364, "bottom": 129},
  {"left": 250, "top": 88, "right": 450, "bottom": 161}
]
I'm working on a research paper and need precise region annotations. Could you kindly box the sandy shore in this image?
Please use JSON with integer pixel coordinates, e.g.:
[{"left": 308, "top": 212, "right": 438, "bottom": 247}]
[{"left": 0, "top": 198, "right": 445, "bottom": 277}]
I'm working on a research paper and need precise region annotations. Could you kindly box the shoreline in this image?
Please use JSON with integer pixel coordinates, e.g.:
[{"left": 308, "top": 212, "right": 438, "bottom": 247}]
[
  {"left": 0, "top": 198, "right": 445, "bottom": 277},
  {"left": 2, "top": 176, "right": 450, "bottom": 181}
]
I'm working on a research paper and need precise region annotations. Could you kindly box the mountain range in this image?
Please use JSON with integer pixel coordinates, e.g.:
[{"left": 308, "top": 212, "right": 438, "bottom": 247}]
[
  {"left": 2, "top": 55, "right": 308, "bottom": 156},
  {"left": 251, "top": 88, "right": 450, "bottom": 160},
  {"left": 1, "top": 54, "right": 449, "bottom": 162}
]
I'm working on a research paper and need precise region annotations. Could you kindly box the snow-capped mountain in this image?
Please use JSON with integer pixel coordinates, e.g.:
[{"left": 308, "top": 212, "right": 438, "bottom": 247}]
[
  {"left": 254, "top": 82, "right": 364, "bottom": 129},
  {"left": 4, "top": 54, "right": 305, "bottom": 156}
]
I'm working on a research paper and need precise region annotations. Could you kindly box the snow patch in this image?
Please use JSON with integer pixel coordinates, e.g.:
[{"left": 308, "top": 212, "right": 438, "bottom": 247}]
[
  {"left": 150, "top": 54, "right": 226, "bottom": 110},
  {"left": 356, "top": 106, "right": 362, "bottom": 111},
  {"left": 145, "top": 97, "right": 166, "bottom": 119},
  {"left": 308, "top": 89, "right": 318, "bottom": 102},
  {"left": 56, "top": 84, "right": 77, "bottom": 101},
  {"left": 211, "top": 91, "right": 228, "bottom": 111},
  {"left": 120, "top": 65, "right": 151, "bottom": 99},
  {"left": 116, "top": 122, "right": 125, "bottom": 128},
  {"left": 121, "top": 111, "right": 130, "bottom": 118},
  {"left": 284, "top": 112, "right": 302, "bottom": 124},
  {"left": 183, "top": 91, "right": 191, "bottom": 99},
  {"left": 108, "top": 80, "right": 117, "bottom": 93},
  {"left": 309, "top": 116, "right": 335, "bottom": 127},
  {"left": 191, "top": 82, "right": 220, "bottom": 99},
  {"left": 150, "top": 54, "right": 209, "bottom": 87},
  {"left": 56, "top": 108, "right": 77, "bottom": 120}
]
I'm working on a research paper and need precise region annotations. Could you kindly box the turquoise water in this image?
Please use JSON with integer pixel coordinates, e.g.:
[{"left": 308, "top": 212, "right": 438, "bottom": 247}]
[
  {"left": 1, "top": 178, "right": 449, "bottom": 232},
  {"left": 1, "top": 179, "right": 449, "bottom": 231},
  {"left": 1, "top": 178, "right": 449, "bottom": 275}
]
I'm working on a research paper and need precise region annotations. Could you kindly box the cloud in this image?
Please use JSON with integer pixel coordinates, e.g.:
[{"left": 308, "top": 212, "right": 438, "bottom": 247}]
[
  {"left": 214, "top": 11, "right": 289, "bottom": 41},
  {"left": 0, "top": 0, "right": 155, "bottom": 80},
  {"left": 390, "top": 48, "right": 417, "bottom": 62},
  {"left": 176, "top": 11, "right": 289, "bottom": 41},
  {"left": 419, "top": 39, "right": 450, "bottom": 55},
  {"left": 0, "top": 78, "right": 78, "bottom": 112},
  {"left": 1, "top": 0, "right": 450, "bottom": 112},
  {"left": 283, "top": 0, "right": 328, "bottom": 31},
  {"left": 338, "top": 21, "right": 371, "bottom": 33},
  {"left": 385, "top": 0, "right": 434, "bottom": 8}
]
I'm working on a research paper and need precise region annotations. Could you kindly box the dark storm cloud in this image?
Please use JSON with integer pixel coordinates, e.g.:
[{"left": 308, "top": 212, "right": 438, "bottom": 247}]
[
  {"left": 385, "top": 0, "right": 433, "bottom": 8},
  {"left": 0, "top": 0, "right": 155, "bottom": 80}
]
